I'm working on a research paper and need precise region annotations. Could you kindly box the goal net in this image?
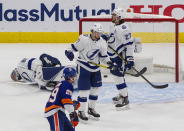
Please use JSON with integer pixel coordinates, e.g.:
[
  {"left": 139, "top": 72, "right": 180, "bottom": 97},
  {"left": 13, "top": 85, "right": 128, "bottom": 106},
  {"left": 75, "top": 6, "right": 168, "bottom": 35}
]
[{"left": 79, "top": 12, "right": 182, "bottom": 83}]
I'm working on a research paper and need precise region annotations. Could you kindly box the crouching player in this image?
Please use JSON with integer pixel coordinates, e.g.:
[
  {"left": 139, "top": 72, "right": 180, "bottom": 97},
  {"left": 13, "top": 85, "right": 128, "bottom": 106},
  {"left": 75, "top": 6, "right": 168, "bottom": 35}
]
[
  {"left": 10, "top": 53, "right": 61, "bottom": 90},
  {"left": 44, "top": 67, "right": 79, "bottom": 131}
]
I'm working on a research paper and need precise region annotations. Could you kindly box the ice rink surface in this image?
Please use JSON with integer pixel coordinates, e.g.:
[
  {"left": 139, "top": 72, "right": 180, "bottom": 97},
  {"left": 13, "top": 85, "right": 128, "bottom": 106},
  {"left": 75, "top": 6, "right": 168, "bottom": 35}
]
[{"left": 0, "top": 43, "right": 184, "bottom": 131}]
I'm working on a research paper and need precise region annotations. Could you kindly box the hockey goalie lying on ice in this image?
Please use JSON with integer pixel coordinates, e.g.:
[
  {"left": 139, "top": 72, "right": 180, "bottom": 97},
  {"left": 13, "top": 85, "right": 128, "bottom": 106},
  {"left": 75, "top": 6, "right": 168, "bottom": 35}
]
[{"left": 10, "top": 53, "right": 74, "bottom": 91}]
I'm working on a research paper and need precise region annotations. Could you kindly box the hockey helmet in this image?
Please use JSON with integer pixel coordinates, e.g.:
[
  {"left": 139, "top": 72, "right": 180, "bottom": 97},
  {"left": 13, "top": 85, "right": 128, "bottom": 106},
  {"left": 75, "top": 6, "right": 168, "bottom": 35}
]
[
  {"left": 91, "top": 23, "right": 103, "bottom": 33},
  {"left": 10, "top": 68, "right": 22, "bottom": 81},
  {"left": 63, "top": 67, "right": 77, "bottom": 80},
  {"left": 112, "top": 8, "right": 126, "bottom": 19}
]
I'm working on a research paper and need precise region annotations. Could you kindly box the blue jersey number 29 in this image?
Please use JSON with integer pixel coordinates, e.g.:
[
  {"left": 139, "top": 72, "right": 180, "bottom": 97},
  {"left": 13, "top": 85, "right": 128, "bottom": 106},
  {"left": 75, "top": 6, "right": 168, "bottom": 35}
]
[{"left": 49, "top": 87, "right": 59, "bottom": 103}]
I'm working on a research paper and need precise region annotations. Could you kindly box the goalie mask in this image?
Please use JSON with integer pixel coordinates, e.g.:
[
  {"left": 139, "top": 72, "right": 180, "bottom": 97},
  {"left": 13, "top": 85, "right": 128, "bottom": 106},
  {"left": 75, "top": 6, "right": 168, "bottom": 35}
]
[{"left": 11, "top": 68, "right": 22, "bottom": 81}]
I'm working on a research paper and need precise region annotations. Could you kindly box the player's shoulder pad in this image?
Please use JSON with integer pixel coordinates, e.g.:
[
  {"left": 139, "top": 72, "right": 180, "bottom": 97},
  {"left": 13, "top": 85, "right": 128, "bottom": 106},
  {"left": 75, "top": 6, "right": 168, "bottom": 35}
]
[{"left": 77, "top": 34, "right": 90, "bottom": 44}]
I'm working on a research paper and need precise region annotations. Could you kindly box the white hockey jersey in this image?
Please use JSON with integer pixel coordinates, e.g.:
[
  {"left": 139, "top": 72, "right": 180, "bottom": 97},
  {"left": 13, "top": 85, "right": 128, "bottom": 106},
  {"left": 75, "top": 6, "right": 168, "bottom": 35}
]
[
  {"left": 16, "top": 58, "right": 42, "bottom": 83},
  {"left": 71, "top": 34, "right": 110, "bottom": 72},
  {"left": 108, "top": 23, "right": 134, "bottom": 58}
]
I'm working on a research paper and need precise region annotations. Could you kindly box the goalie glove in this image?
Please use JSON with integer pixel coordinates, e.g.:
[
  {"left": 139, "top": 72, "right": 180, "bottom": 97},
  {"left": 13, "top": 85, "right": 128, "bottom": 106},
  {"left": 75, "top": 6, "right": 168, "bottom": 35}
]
[
  {"left": 65, "top": 50, "right": 74, "bottom": 61},
  {"left": 125, "top": 56, "right": 134, "bottom": 70},
  {"left": 69, "top": 111, "right": 79, "bottom": 127}
]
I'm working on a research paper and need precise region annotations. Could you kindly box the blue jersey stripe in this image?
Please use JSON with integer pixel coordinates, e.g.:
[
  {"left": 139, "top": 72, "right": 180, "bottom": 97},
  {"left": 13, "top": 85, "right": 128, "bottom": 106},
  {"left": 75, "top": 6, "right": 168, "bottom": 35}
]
[
  {"left": 28, "top": 58, "right": 36, "bottom": 70},
  {"left": 71, "top": 44, "right": 78, "bottom": 52},
  {"left": 116, "top": 41, "right": 133, "bottom": 53}
]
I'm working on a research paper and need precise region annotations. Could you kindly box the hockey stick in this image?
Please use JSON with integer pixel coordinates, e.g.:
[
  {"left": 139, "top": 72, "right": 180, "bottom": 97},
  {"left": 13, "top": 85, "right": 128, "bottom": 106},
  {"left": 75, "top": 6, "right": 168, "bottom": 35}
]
[
  {"left": 108, "top": 45, "right": 168, "bottom": 89},
  {"left": 88, "top": 61, "right": 147, "bottom": 77},
  {"left": 5, "top": 81, "right": 37, "bottom": 85},
  {"left": 77, "top": 58, "right": 145, "bottom": 77}
]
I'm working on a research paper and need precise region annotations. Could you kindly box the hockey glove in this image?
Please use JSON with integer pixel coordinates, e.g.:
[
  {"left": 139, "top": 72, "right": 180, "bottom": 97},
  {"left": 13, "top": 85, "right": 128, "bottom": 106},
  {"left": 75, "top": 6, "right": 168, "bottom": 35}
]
[
  {"left": 101, "top": 33, "right": 110, "bottom": 41},
  {"left": 73, "top": 100, "right": 80, "bottom": 110},
  {"left": 69, "top": 111, "right": 79, "bottom": 127},
  {"left": 125, "top": 56, "right": 134, "bottom": 70},
  {"left": 107, "top": 61, "right": 119, "bottom": 71},
  {"left": 65, "top": 50, "right": 74, "bottom": 61}
]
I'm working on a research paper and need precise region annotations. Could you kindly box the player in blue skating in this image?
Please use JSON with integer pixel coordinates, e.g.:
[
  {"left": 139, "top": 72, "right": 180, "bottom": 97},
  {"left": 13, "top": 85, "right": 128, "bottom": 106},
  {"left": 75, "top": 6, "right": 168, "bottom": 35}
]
[
  {"left": 65, "top": 23, "right": 118, "bottom": 122},
  {"left": 44, "top": 67, "right": 79, "bottom": 131},
  {"left": 10, "top": 53, "right": 62, "bottom": 90}
]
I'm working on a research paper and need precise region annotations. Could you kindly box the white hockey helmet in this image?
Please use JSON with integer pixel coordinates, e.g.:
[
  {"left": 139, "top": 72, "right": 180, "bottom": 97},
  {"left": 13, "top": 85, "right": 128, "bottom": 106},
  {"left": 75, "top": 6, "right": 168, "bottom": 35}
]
[
  {"left": 112, "top": 8, "right": 126, "bottom": 19},
  {"left": 91, "top": 23, "right": 103, "bottom": 33}
]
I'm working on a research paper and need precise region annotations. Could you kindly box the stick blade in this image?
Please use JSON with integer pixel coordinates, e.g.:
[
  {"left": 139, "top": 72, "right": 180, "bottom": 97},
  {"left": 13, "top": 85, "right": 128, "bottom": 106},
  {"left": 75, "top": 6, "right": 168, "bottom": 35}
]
[{"left": 153, "top": 84, "right": 169, "bottom": 89}]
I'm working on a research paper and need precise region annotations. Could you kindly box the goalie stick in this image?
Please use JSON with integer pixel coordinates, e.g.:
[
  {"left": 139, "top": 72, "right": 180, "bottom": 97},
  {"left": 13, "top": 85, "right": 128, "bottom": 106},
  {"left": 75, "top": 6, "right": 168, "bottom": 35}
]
[
  {"left": 77, "top": 58, "right": 147, "bottom": 77},
  {"left": 108, "top": 45, "right": 169, "bottom": 89}
]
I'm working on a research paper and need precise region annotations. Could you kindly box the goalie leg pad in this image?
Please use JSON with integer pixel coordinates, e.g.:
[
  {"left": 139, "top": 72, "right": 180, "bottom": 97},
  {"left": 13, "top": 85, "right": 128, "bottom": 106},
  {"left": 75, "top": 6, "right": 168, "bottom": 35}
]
[{"left": 42, "top": 66, "right": 65, "bottom": 81}]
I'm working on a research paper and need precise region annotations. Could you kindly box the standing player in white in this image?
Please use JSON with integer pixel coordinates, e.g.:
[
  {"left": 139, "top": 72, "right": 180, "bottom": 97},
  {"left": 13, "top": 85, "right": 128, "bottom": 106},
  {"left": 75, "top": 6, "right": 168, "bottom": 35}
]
[
  {"left": 102, "top": 8, "right": 136, "bottom": 110},
  {"left": 65, "top": 23, "right": 117, "bottom": 122}
]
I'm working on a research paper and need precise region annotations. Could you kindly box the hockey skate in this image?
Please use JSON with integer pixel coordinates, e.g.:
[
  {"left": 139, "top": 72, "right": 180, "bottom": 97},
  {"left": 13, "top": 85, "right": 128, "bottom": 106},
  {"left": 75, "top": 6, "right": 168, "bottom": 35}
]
[
  {"left": 88, "top": 107, "right": 100, "bottom": 121},
  {"left": 112, "top": 95, "right": 122, "bottom": 104},
  {"left": 115, "top": 96, "right": 130, "bottom": 111},
  {"left": 78, "top": 111, "right": 88, "bottom": 123}
]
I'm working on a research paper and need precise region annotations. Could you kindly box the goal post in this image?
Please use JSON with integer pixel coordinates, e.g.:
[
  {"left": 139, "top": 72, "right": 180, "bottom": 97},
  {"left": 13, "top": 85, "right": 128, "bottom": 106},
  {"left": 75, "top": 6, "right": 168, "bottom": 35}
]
[{"left": 79, "top": 14, "right": 180, "bottom": 82}]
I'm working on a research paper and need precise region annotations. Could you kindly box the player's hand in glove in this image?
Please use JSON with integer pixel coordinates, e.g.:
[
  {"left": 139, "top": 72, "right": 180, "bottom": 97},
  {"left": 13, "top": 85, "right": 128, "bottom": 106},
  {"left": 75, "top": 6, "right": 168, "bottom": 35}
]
[
  {"left": 125, "top": 56, "right": 134, "bottom": 70},
  {"left": 69, "top": 111, "right": 79, "bottom": 127},
  {"left": 101, "top": 33, "right": 110, "bottom": 41},
  {"left": 107, "top": 61, "right": 119, "bottom": 71},
  {"left": 65, "top": 50, "right": 74, "bottom": 61},
  {"left": 73, "top": 100, "right": 80, "bottom": 110}
]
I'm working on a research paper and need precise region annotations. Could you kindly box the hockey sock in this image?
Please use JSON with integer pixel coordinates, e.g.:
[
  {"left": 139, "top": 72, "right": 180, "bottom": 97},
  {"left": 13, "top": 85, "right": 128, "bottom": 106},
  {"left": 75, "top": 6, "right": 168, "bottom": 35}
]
[
  {"left": 116, "top": 83, "right": 128, "bottom": 97},
  {"left": 89, "top": 95, "right": 98, "bottom": 109}
]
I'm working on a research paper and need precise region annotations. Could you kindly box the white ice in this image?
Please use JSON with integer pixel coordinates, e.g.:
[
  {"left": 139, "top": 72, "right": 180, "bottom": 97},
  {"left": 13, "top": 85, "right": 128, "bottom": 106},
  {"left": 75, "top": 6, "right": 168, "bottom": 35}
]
[{"left": 0, "top": 44, "right": 184, "bottom": 131}]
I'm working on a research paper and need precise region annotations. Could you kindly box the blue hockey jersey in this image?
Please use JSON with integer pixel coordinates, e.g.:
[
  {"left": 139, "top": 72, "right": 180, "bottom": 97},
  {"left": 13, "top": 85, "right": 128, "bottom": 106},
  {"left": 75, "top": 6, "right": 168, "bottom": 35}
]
[{"left": 44, "top": 80, "right": 74, "bottom": 117}]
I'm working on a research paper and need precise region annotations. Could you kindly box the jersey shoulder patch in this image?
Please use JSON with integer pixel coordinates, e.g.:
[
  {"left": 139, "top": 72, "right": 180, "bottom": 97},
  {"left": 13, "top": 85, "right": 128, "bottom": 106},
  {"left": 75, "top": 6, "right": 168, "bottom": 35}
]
[{"left": 121, "top": 24, "right": 127, "bottom": 29}]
